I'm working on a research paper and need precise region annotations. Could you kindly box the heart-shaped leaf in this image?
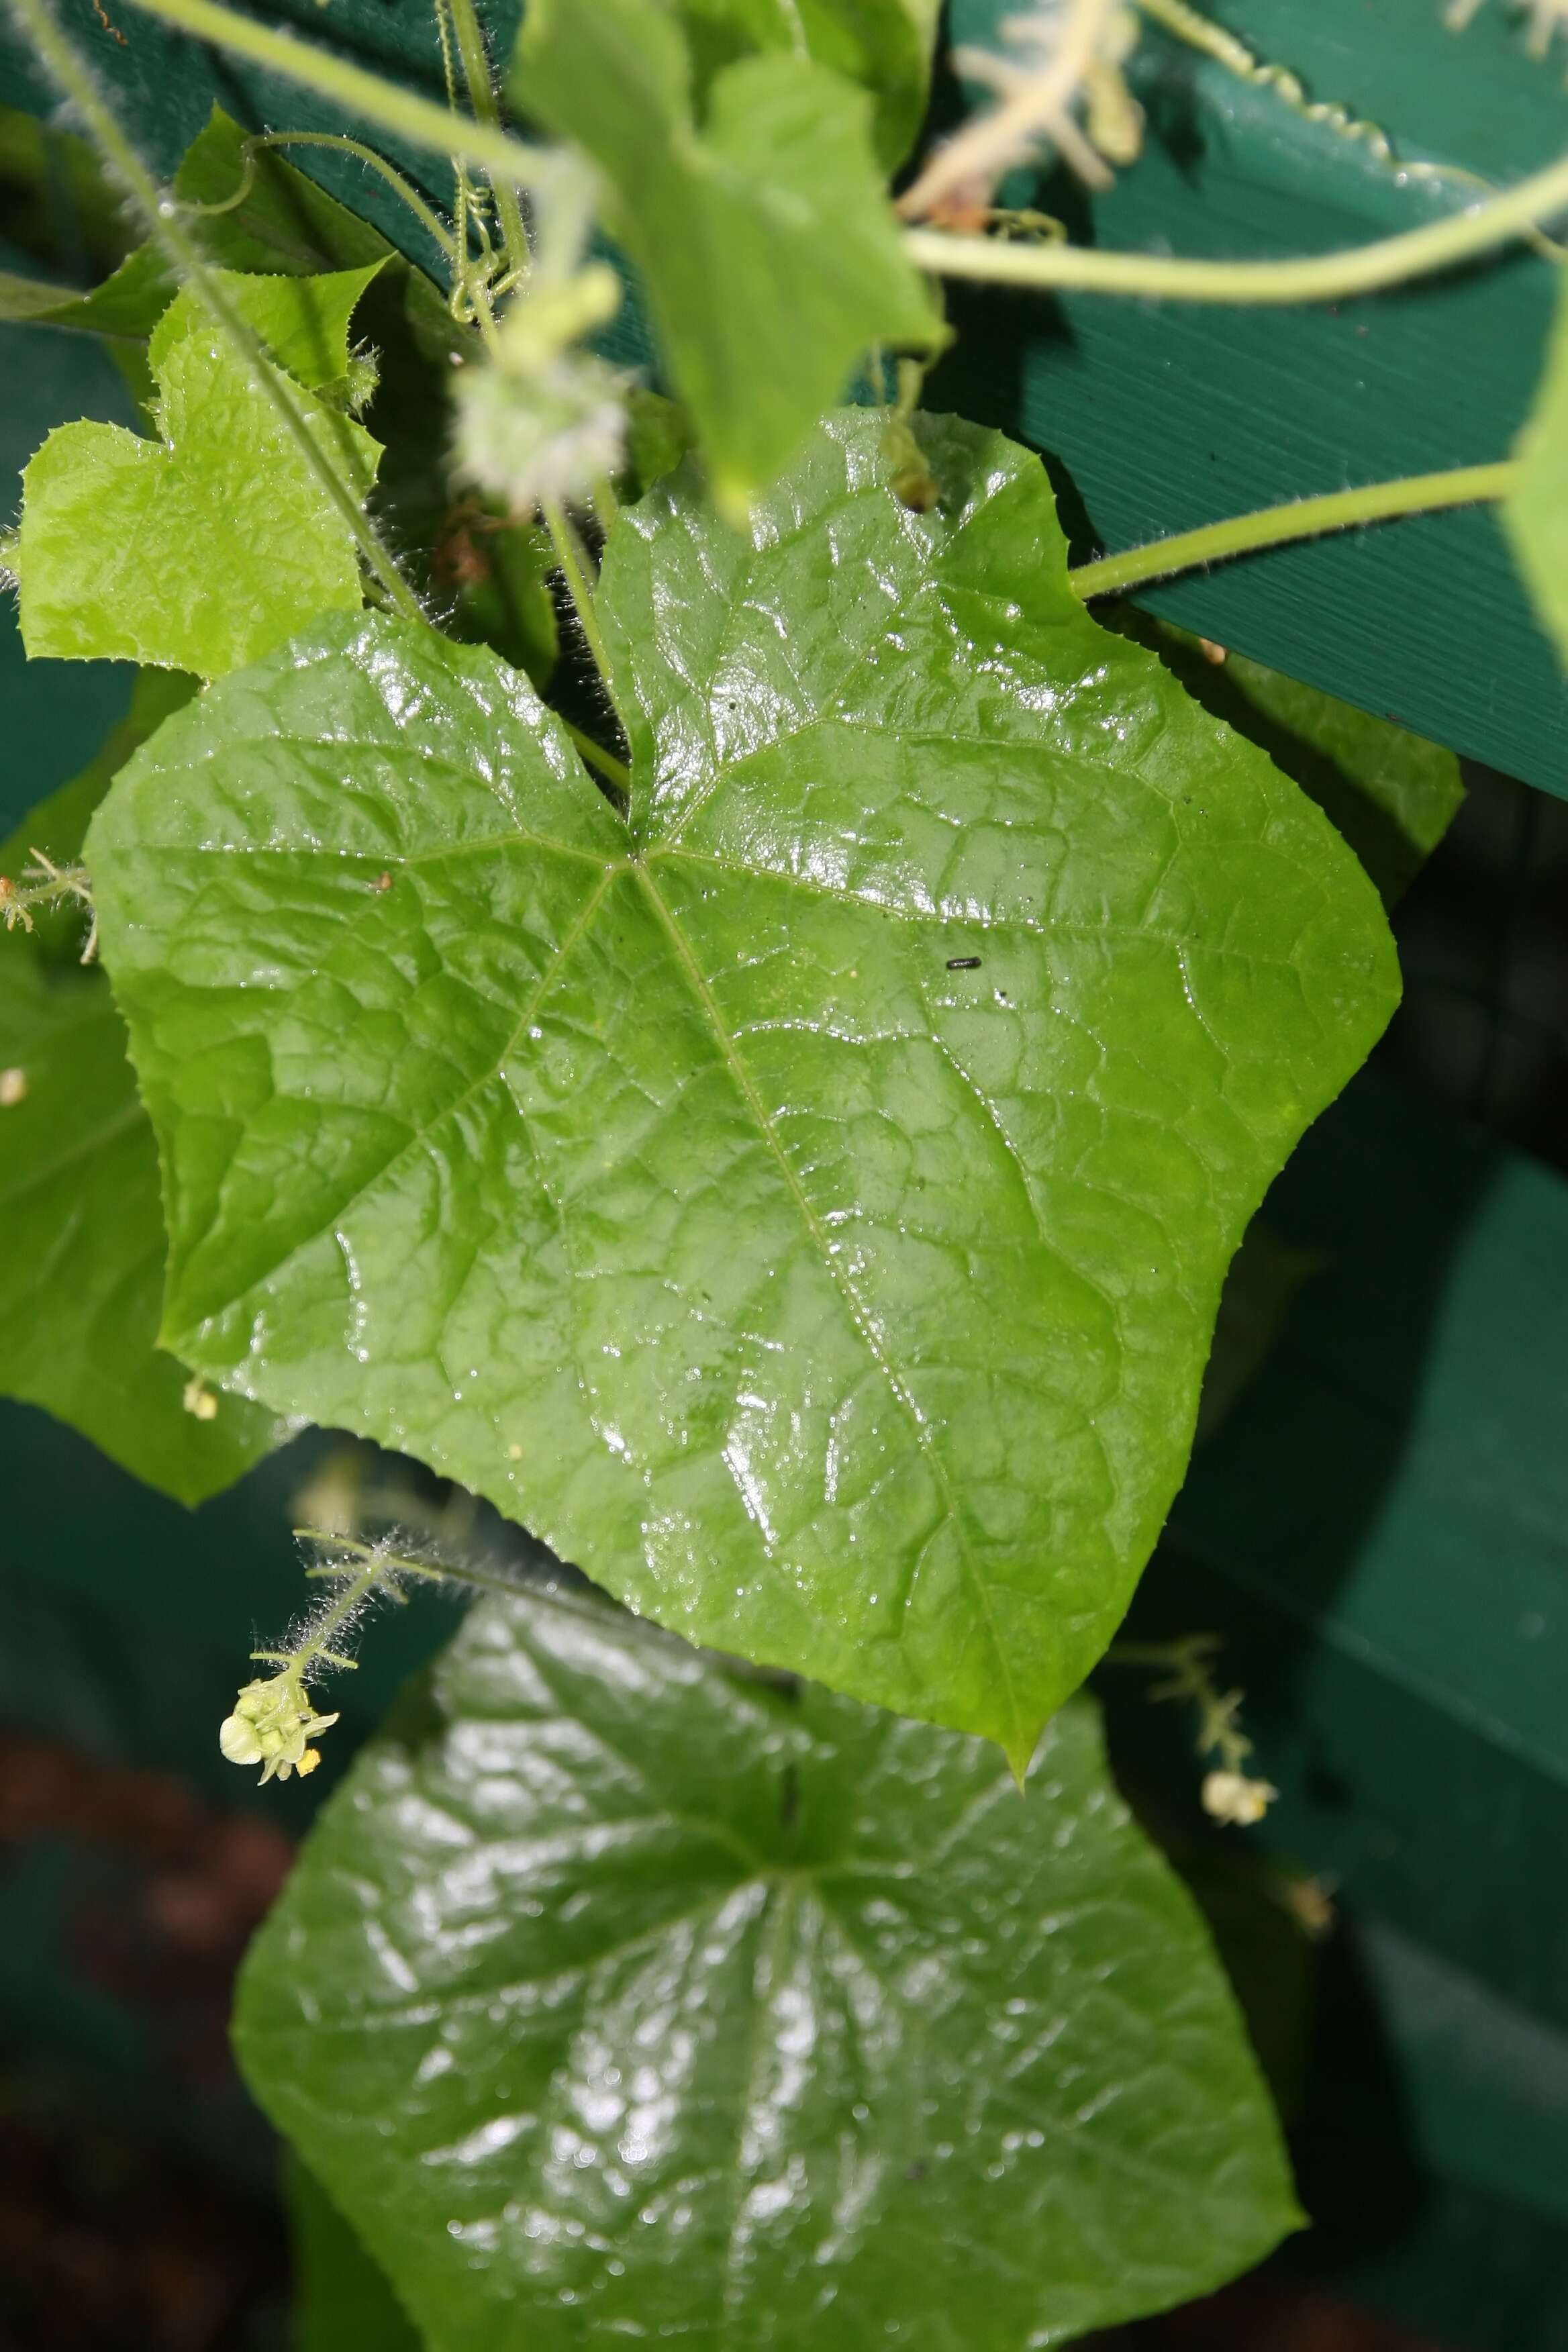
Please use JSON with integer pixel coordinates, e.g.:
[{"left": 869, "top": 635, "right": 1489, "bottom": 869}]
[
  {"left": 235, "top": 1581, "right": 1301, "bottom": 2352},
  {"left": 17, "top": 293, "right": 381, "bottom": 677},
  {"left": 90, "top": 412, "right": 1398, "bottom": 1761}
]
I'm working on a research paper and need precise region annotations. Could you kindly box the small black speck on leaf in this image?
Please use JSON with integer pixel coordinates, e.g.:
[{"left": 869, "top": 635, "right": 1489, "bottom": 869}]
[{"left": 946, "top": 956, "right": 981, "bottom": 971}]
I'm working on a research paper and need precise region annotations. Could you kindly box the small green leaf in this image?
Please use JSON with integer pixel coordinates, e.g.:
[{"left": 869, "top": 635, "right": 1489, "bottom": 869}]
[
  {"left": 147, "top": 263, "right": 385, "bottom": 397},
  {"left": 1113, "top": 612, "right": 1465, "bottom": 908},
  {"left": 17, "top": 309, "right": 381, "bottom": 677},
  {"left": 513, "top": 0, "right": 942, "bottom": 516},
  {"left": 236, "top": 1583, "right": 1301, "bottom": 2351},
  {"left": 91, "top": 411, "right": 1398, "bottom": 1759},
  {"left": 1507, "top": 267, "right": 1568, "bottom": 670},
  {"left": 0, "top": 677, "right": 281, "bottom": 1503},
  {"left": 674, "top": 0, "right": 940, "bottom": 168}
]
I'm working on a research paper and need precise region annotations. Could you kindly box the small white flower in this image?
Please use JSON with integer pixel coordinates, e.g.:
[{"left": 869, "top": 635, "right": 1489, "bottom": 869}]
[{"left": 1202, "top": 1768, "right": 1279, "bottom": 1828}]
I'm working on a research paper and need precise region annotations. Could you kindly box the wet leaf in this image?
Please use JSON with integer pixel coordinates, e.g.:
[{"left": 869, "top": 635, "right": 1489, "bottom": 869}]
[
  {"left": 513, "top": 0, "right": 941, "bottom": 517},
  {"left": 236, "top": 1581, "right": 1301, "bottom": 2351},
  {"left": 0, "top": 676, "right": 281, "bottom": 1502},
  {"left": 90, "top": 411, "right": 1397, "bottom": 1759}
]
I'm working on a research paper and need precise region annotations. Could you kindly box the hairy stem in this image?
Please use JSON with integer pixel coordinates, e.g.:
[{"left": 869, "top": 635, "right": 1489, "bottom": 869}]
[
  {"left": 115, "top": 0, "right": 556, "bottom": 197},
  {"left": 904, "top": 146, "right": 1568, "bottom": 302},
  {"left": 445, "top": 0, "right": 532, "bottom": 288},
  {"left": 542, "top": 498, "right": 613, "bottom": 688},
  {"left": 13, "top": 0, "right": 427, "bottom": 626},
  {"left": 1068, "top": 460, "right": 1518, "bottom": 599}
]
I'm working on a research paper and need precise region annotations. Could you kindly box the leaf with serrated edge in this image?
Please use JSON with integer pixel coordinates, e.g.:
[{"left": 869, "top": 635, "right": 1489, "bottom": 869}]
[
  {"left": 90, "top": 412, "right": 1398, "bottom": 1763},
  {"left": 236, "top": 1582, "right": 1301, "bottom": 2352},
  {"left": 18, "top": 307, "right": 380, "bottom": 677}
]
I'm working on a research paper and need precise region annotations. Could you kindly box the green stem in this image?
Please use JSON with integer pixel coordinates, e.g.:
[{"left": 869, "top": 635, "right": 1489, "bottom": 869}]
[
  {"left": 564, "top": 719, "right": 630, "bottom": 794},
  {"left": 903, "top": 147, "right": 1568, "bottom": 303},
  {"left": 295, "top": 1527, "right": 527, "bottom": 1607},
  {"left": 1068, "top": 460, "right": 1518, "bottom": 599},
  {"left": 445, "top": 0, "right": 532, "bottom": 288},
  {"left": 542, "top": 497, "right": 613, "bottom": 689},
  {"left": 115, "top": 0, "right": 556, "bottom": 198},
  {"left": 13, "top": 0, "right": 427, "bottom": 627}
]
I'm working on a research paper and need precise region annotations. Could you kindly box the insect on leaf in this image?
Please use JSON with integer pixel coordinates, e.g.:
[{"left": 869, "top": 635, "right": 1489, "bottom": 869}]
[
  {"left": 89, "top": 411, "right": 1398, "bottom": 1765},
  {"left": 236, "top": 1582, "right": 1302, "bottom": 2352}
]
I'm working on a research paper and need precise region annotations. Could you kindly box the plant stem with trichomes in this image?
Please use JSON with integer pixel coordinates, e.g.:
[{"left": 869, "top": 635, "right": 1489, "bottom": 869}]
[{"left": 1069, "top": 459, "right": 1518, "bottom": 598}]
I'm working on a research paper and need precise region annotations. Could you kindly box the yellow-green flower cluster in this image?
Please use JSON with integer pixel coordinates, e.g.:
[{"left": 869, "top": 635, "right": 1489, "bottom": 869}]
[{"left": 219, "top": 1667, "right": 340, "bottom": 1784}]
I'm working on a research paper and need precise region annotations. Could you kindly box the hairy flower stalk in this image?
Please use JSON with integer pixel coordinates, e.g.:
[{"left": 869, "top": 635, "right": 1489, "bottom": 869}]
[
  {"left": 1108, "top": 1634, "right": 1279, "bottom": 1826},
  {"left": 220, "top": 1532, "right": 445, "bottom": 1782}
]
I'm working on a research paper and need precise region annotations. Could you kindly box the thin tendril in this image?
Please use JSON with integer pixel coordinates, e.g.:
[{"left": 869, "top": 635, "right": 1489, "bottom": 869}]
[{"left": 180, "top": 130, "right": 458, "bottom": 261}]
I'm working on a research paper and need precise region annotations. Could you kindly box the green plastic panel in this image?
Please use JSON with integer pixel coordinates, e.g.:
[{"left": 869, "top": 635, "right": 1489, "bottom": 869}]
[
  {"left": 4, "top": 0, "right": 1567, "bottom": 788},
  {"left": 936, "top": 0, "right": 1568, "bottom": 798}
]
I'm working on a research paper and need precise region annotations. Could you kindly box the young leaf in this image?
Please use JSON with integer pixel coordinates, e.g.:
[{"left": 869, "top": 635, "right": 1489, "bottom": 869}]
[
  {"left": 512, "top": 0, "right": 942, "bottom": 518},
  {"left": 147, "top": 264, "right": 385, "bottom": 400},
  {"left": 1506, "top": 266, "right": 1568, "bottom": 669},
  {"left": 89, "top": 411, "right": 1399, "bottom": 1763},
  {"left": 236, "top": 1583, "right": 1301, "bottom": 2351},
  {"left": 0, "top": 242, "right": 175, "bottom": 340},
  {"left": 0, "top": 676, "right": 280, "bottom": 1503},
  {"left": 675, "top": 0, "right": 941, "bottom": 168},
  {"left": 17, "top": 299, "right": 381, "bottom": 677},
  {"left": 1111, "top": 612, "right": 1465, "bottom": 908}
]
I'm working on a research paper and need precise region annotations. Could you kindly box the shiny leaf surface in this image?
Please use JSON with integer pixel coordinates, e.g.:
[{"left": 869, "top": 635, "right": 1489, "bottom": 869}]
[
  {"left": 91, "top": 411, "right": 1398, "bottom": 1761},
  {"left": 236, "top": 1581, "right": 1301, "bottom": 2352},
  {"left": 0, "top": 677, "right": 280, "bottom": 1502},
  {"left": 17, "top": 289, "right": 380, "bottom": 677},
  {"left": 513, "top": 0, "right": 940, "bottom": 517}
]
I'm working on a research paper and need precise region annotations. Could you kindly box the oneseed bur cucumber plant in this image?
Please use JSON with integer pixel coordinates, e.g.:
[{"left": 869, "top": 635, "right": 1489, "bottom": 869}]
[{"left": 1, "top": 0, "right": 1563, "bottom": 2339}]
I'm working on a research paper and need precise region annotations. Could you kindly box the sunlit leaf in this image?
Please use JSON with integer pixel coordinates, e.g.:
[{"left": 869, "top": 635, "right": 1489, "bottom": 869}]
[{"left": 91, "top": 411, "right": 1397, "bottom": 1759}]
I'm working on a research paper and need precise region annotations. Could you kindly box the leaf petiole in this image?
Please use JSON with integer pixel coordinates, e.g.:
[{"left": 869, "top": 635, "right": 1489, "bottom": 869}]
[{"left": 1068, "top": 459, "right": 1518, "bottom": 599}]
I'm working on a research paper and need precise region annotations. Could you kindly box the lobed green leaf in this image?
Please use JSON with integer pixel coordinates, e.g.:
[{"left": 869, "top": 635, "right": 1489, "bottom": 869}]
[
  {"left": 513, "top": 0, "right": 942, "bottom": 518},
  {"left": 237, "top": 1581, "right": 1302, "bottom": 2352},
  {"left": 17, "top": 294, "right": 381, "bottom": 677},
  {"left": 90, "top": 411, "right": 1398, "bottom": 1761}
]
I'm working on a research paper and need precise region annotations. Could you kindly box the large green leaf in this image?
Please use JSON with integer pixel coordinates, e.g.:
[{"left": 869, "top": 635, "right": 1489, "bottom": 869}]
[
  {"left": 236, "top": 1581, "right": 1300, "bottom": 2351},
  {"left": 90, "top": 411, "right": 1398, "bottom": 1761},
  {"left": 1112, "top": 613, "right": 1465, "bottom": 908},
  {"left": 0, "top": 677, "right": 281, "bottom": 1503},
  {"left": 17, "top": 293, "right": 381, "bottom": 677},
  {"left": 1507, "top": 266, "right": 1568, "bottom": 669},
  {"left": 674, "top": 0, "right": 941, "bottom": 168},
  {"left": 513, "top": 0, "right": 941, "bottom": 518}
]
